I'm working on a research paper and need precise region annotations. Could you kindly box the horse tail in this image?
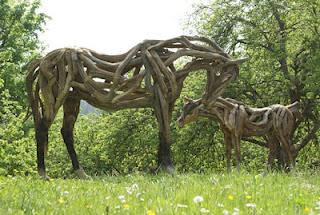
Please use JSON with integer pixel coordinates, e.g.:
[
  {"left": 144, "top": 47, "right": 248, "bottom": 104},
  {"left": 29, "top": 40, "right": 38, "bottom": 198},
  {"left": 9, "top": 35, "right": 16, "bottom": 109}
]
[
  {"left": 26, "top": 58, "right": 42, "bottom": 126},
  {"left": 26, "top": 58, "right": 50, "bottom": 154}
]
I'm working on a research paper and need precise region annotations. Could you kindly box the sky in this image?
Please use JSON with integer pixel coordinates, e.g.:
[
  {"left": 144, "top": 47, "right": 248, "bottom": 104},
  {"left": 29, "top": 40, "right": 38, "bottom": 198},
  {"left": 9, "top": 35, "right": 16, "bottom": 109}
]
[{"left": 40, "top": 0, "right": 198, "bottom": 54}]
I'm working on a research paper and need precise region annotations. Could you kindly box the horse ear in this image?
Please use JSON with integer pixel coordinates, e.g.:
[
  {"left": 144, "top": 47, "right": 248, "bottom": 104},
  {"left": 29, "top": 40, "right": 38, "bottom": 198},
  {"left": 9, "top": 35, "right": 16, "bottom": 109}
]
[
  {"left": 194, "top": 98, "right": 202, "bottom": 105},
  {"left": 287, "top": 101, "right": 299, "bottom": 113},
  {"left": 183, "top": 96, "right": 193, "bottom": 104}
]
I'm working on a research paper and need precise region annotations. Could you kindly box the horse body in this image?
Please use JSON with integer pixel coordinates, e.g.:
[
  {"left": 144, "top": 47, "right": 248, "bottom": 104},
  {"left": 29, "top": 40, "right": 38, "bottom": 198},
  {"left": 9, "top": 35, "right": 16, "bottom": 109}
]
[{"left": 26, "top": 36, "right": 243, "bottom": 178}]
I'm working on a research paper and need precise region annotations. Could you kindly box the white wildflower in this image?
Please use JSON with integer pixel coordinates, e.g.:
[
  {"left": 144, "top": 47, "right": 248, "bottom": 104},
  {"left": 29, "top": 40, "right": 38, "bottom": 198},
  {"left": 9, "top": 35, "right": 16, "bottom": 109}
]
[
  {"left": 223, "top": 209, "right": 229, "bottom": 215},
  {"left": 200, "top": 207, "right": 210, "bottom": 213},
  {"left": 131, "top": 183, "right": 138, "bottom": 189},
  {"left": 246, "top": 203, "right": 257, "bottom": 208},
  {"left": 177, "top": 204, "right": 188, "bottom": 208},
  {"left": 118, "top": 195, "right": 126, "bottom": 203},
  {"left": 217, "top": 203, "right": 224, "bottom": 208},
  {"left": 232, "top": 208, "right": 240, "bottom": 215},
  {"left": 125, "top": 188, "right": 132, "bottom": 195},
  {"left": 61, "top": 191, "right": 69, "bottom": 196},
  {"left": 126, "top": 183, "right": 139, "bottom": 195},
  {"left": 193, "top": 196, "right": 204, "bottom": 203}
]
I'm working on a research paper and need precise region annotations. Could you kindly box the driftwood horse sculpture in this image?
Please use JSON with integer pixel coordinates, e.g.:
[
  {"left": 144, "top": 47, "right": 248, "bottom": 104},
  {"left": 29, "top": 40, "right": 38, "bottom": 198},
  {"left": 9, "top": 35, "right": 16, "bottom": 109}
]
[
  {"left": 177, "top": 97, "right": 299, "bottom": 171},
  {"left": 26, "top": 36, "right": 245, "bottom": 178}
]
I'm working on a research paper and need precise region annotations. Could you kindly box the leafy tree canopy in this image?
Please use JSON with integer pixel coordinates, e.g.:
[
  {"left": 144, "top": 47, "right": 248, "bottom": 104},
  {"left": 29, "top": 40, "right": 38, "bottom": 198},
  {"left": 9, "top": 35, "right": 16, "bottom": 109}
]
[{"left": 0, "top": 0, "right": 47, "bottom": 110}]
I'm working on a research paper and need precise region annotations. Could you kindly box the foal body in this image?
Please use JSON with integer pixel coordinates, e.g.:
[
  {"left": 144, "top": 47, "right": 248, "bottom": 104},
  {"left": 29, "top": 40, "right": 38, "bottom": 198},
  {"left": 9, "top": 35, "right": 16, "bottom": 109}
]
[{"left": 178, "top": 97, "right": 298, "bottom": 171}]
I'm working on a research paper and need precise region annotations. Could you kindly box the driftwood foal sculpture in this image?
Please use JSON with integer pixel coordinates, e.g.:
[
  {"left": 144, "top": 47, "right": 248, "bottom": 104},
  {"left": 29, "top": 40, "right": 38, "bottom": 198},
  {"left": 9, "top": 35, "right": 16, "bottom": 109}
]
[
  {"left": 177, "top": 97, "right": 299, "bottom": 171},
  {"left": 26, "top": 36, "right": 245, "bottom": 178}
]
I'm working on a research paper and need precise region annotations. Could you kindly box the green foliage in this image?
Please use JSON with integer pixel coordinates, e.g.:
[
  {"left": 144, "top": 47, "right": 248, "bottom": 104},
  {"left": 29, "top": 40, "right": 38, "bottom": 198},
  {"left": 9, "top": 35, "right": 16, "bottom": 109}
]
[
  {"left": 188, "top": 0, "right": 320, "bottom": 104},
  {"left": 44, "top": 110, "right": 159, "bottom": 177},
  {"left": 0, "top": 0, "right": 47, "bottom": 176},
  {"left": 0, "top": 109, "right": 36, "bottom": 176},
  {"left": 0, "top": 0, "right": 47, "bottom": 107}
]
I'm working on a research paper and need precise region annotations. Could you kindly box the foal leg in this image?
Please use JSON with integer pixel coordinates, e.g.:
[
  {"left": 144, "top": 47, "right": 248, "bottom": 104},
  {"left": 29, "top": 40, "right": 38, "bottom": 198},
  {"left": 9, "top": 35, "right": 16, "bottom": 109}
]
[
  {"left": 61, "top": 97, "right": 88, "bottom": 179},
  {"left": 234, "top": 136, "right": 241, "bottom": 173},
  {"left": 223, "top": 130, "right": 232, "bottom": 173},
  {"left": 266, "top": 134, "right": 278, "bottom": 170},
  {"left": 278, "top": 135, "right": 295, "bottom": 171}
]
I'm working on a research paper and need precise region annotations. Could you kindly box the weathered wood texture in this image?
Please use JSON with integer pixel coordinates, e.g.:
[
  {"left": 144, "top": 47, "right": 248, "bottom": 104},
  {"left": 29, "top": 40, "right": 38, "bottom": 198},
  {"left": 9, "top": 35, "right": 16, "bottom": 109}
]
[
  {"left": 26, "top": 36, "right": 243, "bottom": 178},
  {"left": 177, "top": 97, "right": 299, "bottom": 171}
]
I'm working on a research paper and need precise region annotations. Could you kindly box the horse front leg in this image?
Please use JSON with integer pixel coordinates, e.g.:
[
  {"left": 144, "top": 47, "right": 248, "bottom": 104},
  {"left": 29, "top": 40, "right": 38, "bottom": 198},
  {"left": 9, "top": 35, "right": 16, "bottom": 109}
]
[
  {"left": 154, "top": 88, "right": 174, "bottom": 174},
  {"left": 61, "top": 97, "right": 89, "bottom": 179},
  {"left": 157, "top": 128, "right": 174, "bottom": 173}
]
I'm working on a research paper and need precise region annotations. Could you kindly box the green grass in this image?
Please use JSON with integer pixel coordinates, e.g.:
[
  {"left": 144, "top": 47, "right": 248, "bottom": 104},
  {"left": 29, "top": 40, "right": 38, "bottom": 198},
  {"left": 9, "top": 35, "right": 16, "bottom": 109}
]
[{"left": 0, "top": 172, "right": 319, "bottom": 214}]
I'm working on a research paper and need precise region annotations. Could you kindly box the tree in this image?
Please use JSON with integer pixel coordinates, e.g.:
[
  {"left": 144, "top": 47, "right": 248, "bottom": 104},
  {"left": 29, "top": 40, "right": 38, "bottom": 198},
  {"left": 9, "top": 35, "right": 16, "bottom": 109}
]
[
  {"left": 188, "top": 0, "right": 320, "bottom": 167},
  {"left": 0, "top": 0, "right": 47, "bottom": 175},
  {"left": 0, "top": 0, "right": 47, "bottom": 110}
]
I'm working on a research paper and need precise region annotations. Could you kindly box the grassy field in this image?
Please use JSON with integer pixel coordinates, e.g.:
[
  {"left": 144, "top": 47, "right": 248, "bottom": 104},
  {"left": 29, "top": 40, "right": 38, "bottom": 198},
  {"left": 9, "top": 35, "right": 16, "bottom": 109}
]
[{"left": 0, "top": 172, "right": 319, "bottom": 214}]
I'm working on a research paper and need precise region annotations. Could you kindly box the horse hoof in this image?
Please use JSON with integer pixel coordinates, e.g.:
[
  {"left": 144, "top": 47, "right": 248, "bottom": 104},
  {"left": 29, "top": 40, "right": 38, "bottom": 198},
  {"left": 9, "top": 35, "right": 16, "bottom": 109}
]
[
  {"left": 161, "top": 164, "right": 176, "bottom": 175},
  {"left": 75, "top": 167, "right": 90, "bottom": 180},
  {"left": 38, "top": 169, "right": 50, "bottom": 181},
  {"left": 165, "top": 165, "right": 175, "bottom": 175}
]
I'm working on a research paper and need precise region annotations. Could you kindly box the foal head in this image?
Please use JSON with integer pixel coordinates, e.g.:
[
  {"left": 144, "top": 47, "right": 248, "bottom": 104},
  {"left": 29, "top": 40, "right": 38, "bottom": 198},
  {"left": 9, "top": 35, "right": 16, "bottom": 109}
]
[{"left": 177, "top": 97, "right": 203, "bottom": 128}]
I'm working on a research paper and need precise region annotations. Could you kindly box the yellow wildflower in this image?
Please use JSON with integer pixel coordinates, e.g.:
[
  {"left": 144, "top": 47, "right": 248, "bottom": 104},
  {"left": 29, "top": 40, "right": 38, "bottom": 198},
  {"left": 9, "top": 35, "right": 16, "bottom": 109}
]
[
  {"left": 246, "top": 195, "right": 252, "bottom": 199},
  {"left": 58, "top": 197, "right": 64, "bottom": 204},
  {"left": 228, "top": 195, "right": 234, "bottom": 200},
  {"left": 147, "top": 209, "right": 156, "bottom": 215},
  {"left": 303, "top": 207, "right": 311, "bottom": 213},
  {"left": 123, "top": 204, "right": 129, "bottom": 209}
]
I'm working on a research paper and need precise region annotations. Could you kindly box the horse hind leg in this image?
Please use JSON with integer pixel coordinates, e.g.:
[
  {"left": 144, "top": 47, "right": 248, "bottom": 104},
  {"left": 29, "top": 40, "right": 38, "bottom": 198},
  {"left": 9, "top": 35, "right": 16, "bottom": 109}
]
[
  {"left": 35, "top": 117, "right": 51, "bottom": 180},
  {"left": 61, "top": 96, "right": 89, "bottom": 179}
]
